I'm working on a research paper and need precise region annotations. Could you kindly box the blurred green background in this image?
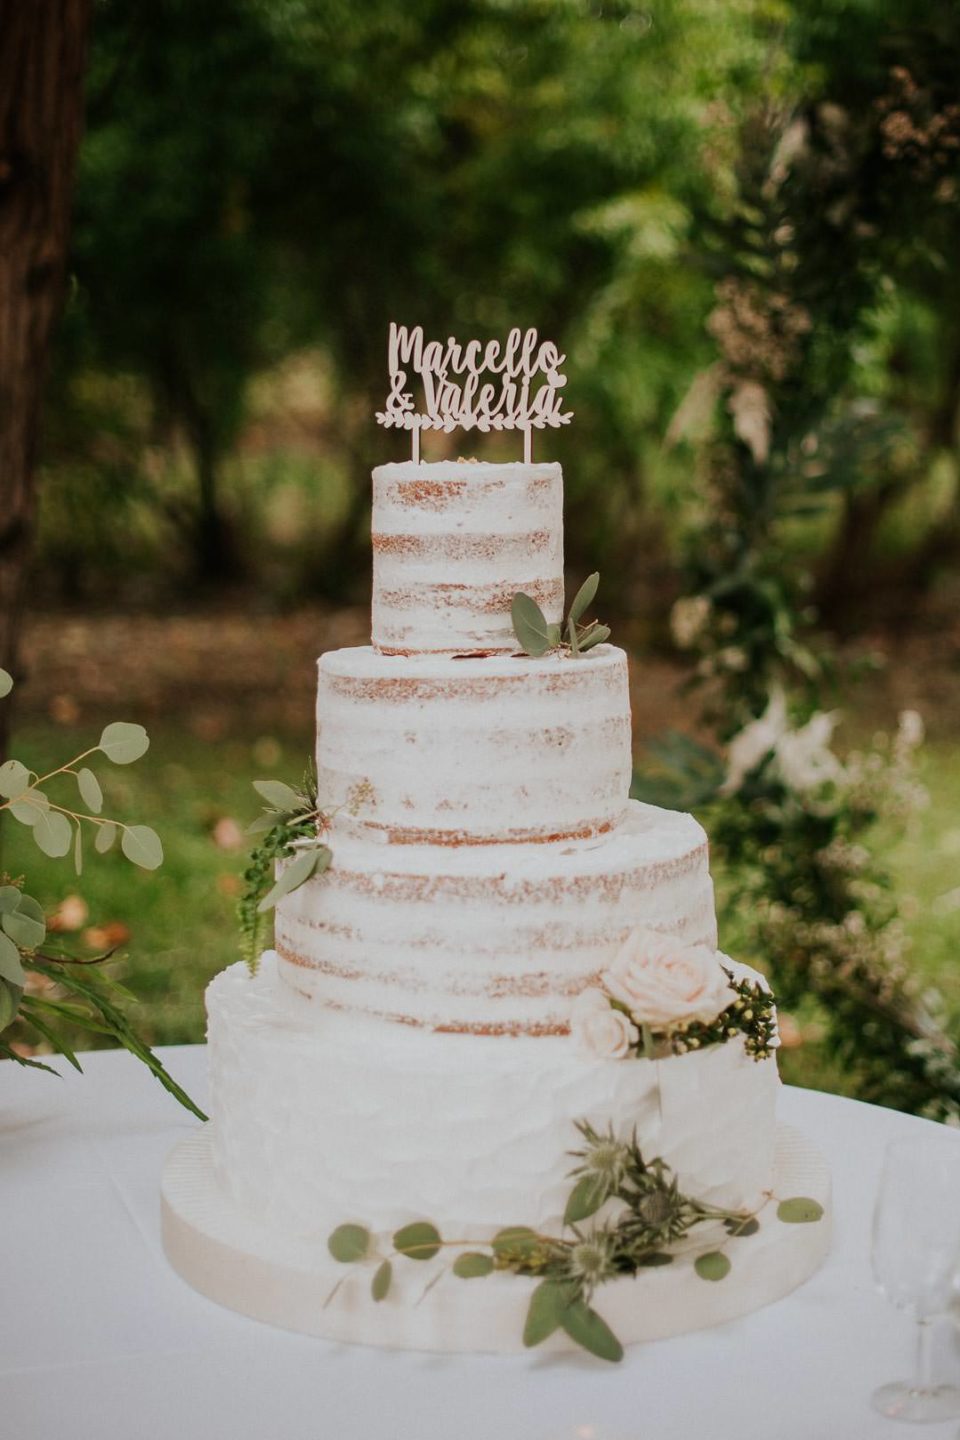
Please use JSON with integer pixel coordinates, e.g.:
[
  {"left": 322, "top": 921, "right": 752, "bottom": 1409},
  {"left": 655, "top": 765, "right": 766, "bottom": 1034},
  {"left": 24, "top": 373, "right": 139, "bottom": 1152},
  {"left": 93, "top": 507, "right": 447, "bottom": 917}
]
[{"left": 5, "top": 0, "right": 960, "bottom": 1097}]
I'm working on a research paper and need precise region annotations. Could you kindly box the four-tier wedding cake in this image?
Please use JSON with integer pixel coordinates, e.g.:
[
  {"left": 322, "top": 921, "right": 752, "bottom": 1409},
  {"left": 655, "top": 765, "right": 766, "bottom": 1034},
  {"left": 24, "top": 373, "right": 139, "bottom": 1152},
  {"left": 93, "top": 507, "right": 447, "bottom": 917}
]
[{"left": 162, "top": 334, "right": 830, "bottom": 1359}]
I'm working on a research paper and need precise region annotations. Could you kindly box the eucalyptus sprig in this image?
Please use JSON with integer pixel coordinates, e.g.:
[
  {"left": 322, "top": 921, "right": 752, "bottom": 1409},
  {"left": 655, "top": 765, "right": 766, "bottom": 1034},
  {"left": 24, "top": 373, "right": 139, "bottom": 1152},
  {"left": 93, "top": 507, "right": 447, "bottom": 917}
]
[
  {"left": 511, "top": 572, "right": 611, "bottom": 658},
  {"left": 0, "top": 666, "right": 203, "bottom": 1118},
  {"left": 325, "top": 1119, "right": 824, "bottom": 1363}
]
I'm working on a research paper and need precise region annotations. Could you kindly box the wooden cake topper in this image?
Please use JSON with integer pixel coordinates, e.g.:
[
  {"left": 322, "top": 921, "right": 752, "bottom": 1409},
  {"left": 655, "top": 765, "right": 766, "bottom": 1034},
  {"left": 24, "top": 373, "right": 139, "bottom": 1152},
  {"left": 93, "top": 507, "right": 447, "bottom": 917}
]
[{"left": 376, "top": 322, "right": 573, "bottom": 463}]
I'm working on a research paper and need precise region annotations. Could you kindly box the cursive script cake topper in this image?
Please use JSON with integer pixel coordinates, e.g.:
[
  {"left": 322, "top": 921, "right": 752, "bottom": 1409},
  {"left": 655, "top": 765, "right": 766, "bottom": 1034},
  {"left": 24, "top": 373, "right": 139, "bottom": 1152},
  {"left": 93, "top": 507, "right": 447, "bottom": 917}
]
[{"left": 376, "top": 322, "right": 573, "bottom": 463}]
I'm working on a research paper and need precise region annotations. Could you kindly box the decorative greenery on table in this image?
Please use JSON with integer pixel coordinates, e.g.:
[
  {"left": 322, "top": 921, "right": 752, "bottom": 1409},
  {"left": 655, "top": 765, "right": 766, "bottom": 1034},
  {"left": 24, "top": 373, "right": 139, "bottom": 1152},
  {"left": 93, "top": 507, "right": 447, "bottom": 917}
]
[
  {"left": 0, "top": 667, "right": 204, "bottom": 1119},
  {"left": 512, "top": 572, "right": 611, "bottom": 658},
  {"left": 326, "top": 1119, "right": 824, "bottom": 1363}
]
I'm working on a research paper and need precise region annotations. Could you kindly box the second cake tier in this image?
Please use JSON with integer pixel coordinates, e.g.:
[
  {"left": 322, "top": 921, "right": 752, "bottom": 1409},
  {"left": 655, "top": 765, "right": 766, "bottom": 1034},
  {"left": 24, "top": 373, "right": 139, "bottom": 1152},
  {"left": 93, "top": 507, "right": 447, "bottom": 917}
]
[
  {"left": 275, "top": 799, "right": 717, "bottom": 1035},
  {"left": 317, "top": 644, "right": 632, "bottom": 845}
]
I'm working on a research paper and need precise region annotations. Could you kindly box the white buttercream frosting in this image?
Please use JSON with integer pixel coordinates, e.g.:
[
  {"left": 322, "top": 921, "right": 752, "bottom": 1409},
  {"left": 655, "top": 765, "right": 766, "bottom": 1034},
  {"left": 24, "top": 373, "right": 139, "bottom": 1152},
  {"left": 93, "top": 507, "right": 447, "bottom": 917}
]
[
  {"left": 316, "top": 644, "right": 632, "bottom": 845},
  {"left": 206, "top": 953, "right": 780, "bottom": 1240},
  {"left": 274, "top": 799, "right": 717, "bottom": 1033},
  {"left": 371, "top": 461, "right": 564, "bottom": 654}
]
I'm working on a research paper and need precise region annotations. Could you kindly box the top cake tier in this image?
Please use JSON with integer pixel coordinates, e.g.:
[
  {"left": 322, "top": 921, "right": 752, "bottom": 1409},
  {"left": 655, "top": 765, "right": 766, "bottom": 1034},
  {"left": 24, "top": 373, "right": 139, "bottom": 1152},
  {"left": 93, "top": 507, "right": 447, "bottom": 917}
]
[{"left": 371, "top": 461, "right": 564, "bottom": 654}]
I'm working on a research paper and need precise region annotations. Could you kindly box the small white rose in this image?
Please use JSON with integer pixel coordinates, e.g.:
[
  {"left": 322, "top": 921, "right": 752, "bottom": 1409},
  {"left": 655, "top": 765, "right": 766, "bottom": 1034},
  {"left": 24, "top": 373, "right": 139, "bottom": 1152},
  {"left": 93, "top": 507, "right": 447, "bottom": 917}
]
[
  {"left": 570, "top": 987, "right": 638, "bottom": 1059},
  {"left": 602, "top": 930, "right": 732, "bottom": 1030}
]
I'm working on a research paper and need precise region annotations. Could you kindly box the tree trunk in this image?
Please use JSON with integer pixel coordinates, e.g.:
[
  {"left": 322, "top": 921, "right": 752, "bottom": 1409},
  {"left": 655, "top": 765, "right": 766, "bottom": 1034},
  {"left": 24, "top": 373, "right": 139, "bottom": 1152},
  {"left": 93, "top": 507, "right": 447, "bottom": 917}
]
[{"left": 0, "top": 0, "right": 93, "bottom": 757}]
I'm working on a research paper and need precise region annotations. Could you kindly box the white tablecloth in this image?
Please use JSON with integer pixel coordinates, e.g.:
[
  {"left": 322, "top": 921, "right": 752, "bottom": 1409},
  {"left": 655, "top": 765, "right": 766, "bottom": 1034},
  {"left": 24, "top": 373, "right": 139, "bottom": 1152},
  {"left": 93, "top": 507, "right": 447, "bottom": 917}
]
[{"left": 4, "top": 1045, "right": 960, "bottom": 1440}]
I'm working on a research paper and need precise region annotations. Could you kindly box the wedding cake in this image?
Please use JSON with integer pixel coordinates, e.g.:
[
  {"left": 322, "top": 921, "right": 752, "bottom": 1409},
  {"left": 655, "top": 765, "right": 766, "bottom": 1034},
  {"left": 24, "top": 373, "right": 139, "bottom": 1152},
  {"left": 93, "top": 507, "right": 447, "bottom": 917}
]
[{"left": 162, "top": 329, "right": 829, "bottom": 1359}]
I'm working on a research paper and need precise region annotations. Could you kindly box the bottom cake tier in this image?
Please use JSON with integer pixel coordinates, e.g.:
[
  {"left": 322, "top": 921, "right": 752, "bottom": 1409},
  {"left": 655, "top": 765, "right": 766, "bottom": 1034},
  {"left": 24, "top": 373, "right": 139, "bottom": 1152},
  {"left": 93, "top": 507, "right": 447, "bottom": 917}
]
[{"left": 162, "top": 954, "right": 831, "bottom": 1354}]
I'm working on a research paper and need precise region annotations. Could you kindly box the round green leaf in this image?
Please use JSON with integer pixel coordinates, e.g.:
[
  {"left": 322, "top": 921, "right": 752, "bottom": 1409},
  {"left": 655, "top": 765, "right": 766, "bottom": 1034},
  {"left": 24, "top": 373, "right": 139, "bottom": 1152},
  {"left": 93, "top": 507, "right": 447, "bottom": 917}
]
[
  {"left": 452, "top": 1252, "right": 495, "bottom": 1279},
  {"left": 393, "top": 1221, "right": 442, "bottom": 1261},
  {"left": 511, "top": 592, "right": 554, "bottom": 657},
  {"left": 371, "top": 1259, "right": 392, "bottom": 1302},
  {"left": 95, "top": 820, "right": 118, "bottom": 854},
  {"left": 0, "top": 668, "right": 13, "bottom": 698},
  {"left": 563, "top": 1173, "right": 608, "bottom": 1226},
  {"left": 121, "top": 824, "right": 164, "bottom": 870},
  {"left": 252, "top": 779, "right": 302, "bottom": 812},
  {"left": 32, "top": 809, "right": 73, "bottom": 858},
  {"left": 0, "top": 759, "right": 30, "bottom": 800},
  {"left": 0, "top": 978, "right": 22, "bottom": 1030},
  {"left": 491, "top": 1226, "right": 540, "bottom": 1260},
  {"left": 777, "top": 1197, "right": 824, "bottom": 1225},
  {"left": 559, "top": 1297, "right": 624, "bottom": 1364},
  {"left": 0, "top": 886, "right": 22, "bottom": 915},
  {"left": 327, "top": 1224, "right": 370, "bottom": 1264},
  {"left": 10, "top": 790, "right": 48, "bottom": 826},
  {"left": 522, "top": 1279, "right": 570, "bottom": 1348},
  {"left": 2, "top": 907, "right": 45, "bottom": 950},
  {"left": 0, "top": 932, "right": 26, "bottom": 985},
  {"left": 98, "top": 722, "right": 150, "bottom": 765},
  {"left": 725, "top": 1216, "right": 760, "bottom": 1238},
  {"left": 77, "top": 767, "right": 103, "bottom": 814},
  {"left": 694, "top": 1251, "right": 732, "bottom": 1282},
  {"left": 14, "top": 893, "right": 45, "bottom": 924}
]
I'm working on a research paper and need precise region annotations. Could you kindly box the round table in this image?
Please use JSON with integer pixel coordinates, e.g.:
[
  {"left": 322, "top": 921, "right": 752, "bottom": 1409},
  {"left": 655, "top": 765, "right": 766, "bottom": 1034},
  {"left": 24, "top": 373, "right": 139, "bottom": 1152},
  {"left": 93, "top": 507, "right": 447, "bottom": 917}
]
[{"left": 4, "top": 1045, "right": 960, "bottom": 1440}]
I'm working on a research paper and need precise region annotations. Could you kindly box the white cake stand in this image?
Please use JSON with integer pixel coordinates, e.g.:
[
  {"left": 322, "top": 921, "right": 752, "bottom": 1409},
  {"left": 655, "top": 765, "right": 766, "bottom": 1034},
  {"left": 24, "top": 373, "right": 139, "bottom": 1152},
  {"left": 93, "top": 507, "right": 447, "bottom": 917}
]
[{"left": 161, "top": 1124, "right": 830, "bottom": 1355}]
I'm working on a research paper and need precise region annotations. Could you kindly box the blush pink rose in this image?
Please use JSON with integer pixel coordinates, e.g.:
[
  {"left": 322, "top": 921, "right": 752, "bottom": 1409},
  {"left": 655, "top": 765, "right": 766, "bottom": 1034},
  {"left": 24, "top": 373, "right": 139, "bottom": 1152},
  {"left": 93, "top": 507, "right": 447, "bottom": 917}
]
[
  {"left": 570, "top": 987, "right": 639, "bottom": 1059},
  {"left": 602, "top": 929, "right": 732, "bottom": 1030}
]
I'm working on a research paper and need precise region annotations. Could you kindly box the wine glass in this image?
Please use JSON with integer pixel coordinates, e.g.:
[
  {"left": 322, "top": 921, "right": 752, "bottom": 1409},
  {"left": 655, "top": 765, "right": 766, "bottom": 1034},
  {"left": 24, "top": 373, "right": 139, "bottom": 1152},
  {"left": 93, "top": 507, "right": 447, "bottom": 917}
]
[{"left": 871, "top": 1133, "right": 960, "bottom": 1422}]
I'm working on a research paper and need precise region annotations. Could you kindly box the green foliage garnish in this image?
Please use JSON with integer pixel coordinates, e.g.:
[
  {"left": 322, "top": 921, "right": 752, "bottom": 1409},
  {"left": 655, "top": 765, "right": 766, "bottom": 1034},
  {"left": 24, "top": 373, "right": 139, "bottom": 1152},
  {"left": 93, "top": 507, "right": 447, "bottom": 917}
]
[
  {"left": 326, "top": 1118, "right": 823, "bottom": 1361},
  {"left": 0, "top": 672, "right": 201, "bottom": 1118},
  {"left": 237, "top": 763, "right": 329, "bottom": 972},
  {"left": 511, "top": 572, "right": 611, "bottom": 659}
]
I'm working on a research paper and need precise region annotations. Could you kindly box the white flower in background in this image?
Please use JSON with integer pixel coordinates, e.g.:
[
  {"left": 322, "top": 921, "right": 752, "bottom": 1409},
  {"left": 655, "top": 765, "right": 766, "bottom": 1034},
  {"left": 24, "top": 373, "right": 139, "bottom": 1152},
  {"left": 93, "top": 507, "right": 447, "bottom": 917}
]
[
  {"left": 774, "top": 710, "right": 844, "bottom": 793},
  {"left": 669, "top": 595, "right": 712, "bottom": 650},
  {"left": 720, "top": 688, "right": 788, "bottom": 796},
  {"left": 602, "top": 929, "right": 732, "bottom": 1030},
  {"left": 570, "top": 987, "right": 638, "bottom": 1059},
  {"left": 897, "top": 709, "right": 925, "bottom": 751}
]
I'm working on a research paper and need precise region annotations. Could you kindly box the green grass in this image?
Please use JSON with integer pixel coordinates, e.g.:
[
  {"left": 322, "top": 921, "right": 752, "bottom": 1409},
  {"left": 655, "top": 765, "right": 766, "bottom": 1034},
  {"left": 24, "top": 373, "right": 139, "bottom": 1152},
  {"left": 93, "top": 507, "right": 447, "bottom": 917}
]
[{"left": 4, "top": 719, "right": 959, "bottom": 1108}]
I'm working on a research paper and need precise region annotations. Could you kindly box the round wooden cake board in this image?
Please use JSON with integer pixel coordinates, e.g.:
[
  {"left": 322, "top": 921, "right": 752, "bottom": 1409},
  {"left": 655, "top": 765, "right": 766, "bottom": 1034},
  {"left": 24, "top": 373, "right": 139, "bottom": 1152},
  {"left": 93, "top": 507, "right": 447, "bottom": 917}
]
[{"left": 161, "top": 1124, "right": 830, "bottom": 1355}]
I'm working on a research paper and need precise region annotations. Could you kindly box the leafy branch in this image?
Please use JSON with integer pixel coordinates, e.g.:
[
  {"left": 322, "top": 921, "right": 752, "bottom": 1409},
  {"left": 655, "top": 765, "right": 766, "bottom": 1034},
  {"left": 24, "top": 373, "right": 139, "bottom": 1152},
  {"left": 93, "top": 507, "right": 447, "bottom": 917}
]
[
  {"left": 325, "top": 1119, "right": 823, "bottom": 1362},
  {"left": 512, "top": 572, "right": 611, "bottom": 658}
]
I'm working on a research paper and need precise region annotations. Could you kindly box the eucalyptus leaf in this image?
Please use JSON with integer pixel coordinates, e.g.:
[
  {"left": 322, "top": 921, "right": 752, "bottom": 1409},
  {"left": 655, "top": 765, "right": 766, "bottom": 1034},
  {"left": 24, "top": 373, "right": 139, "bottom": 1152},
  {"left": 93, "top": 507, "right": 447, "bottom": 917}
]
[
  {"left": 725, "top": 1216, "right": 760, "bottom": 1238},
  {"left": 546, "top": 623, "right": 562, "bottom": 648},
  {"left": 491, "top": 1226, "right": 541, "bottom": 1261},
  {"left": 256, "top": 847, "right": 320, "bottom": 913},
  {"left": 568, "top": 572, "right": 600, "bottom": 626},
  {"left": 95, "top": 820, "right": 118, "bottom": 854},
  {"left": 776, "top": 1197, "right": 824, "bottom": 1224},
  {"left": 0, "top": 886, "right": 22, "bottom": 915},
  {"left": 0, "top": 978, "right": 22, "bottom": 1030},
  {"left": 74, "top": 823, "right": 83, "bottom": 876},
  {"left": 32, "top": 809, "right": 73, "bottom": 858},
  {"left": 511, "top": 592, "right": 554, "bottom": 657},
  {"left": 577, "top": 624, "right": 611, "bottom": 653},
  {"left": 252, "top": 780, "right": 302, "bottom": 812},
  {"left": 452, "top": 1252, "right": 495, "bottom": 1279},
  {"left": 246, "top": 812, "right": 279, "bottom": 835},
  {"left": 694, "top": 1251, "right": 732, "bottom": 1281},
  {"left": 2, "top": 907, "right": 45, "bottom": 950},
  {"left": 0, "top": 932, "right": 26, "bottom": 986},
  {"left": 10, "top": 790, "right": 48, "bottom": 826},
  {"left": 0, "top": 759, "right": 30, "bottom": 800},
  {"left": 121, "top": 824, "right": 164, "bottom": 871},
  {"left": 0, "top": 668, "right": 13, "bottom": 698},
  {"left": 98, "top": 721, "right": 150, "bottom": 765},
  {"left": 563, "top": 1173, "right": 608, "bottom": 1226},
  {"left": 393, "top": 1221, "right": 441, "bottom": 1261},
  {"left": 14, "top": 893, "right": 45, "bottom": 924},
  {"left": 77, "top": 767, "right": 103, "bottom": 814},
  {"left": 560, "top": 1297, "right": 624, "bottom": 1363},
  {"left": 327, "top": 1224, "right": 370, "bottom": 1263},
  {"left": 371, "top": 1259, "right": 392, "bottom": 1302},
  {"left": 522, "top": 1279, "right": 570, "bottom": 1348},
  {"left": 637, "top": 1251, "right": 674, "bottom": 1267}
]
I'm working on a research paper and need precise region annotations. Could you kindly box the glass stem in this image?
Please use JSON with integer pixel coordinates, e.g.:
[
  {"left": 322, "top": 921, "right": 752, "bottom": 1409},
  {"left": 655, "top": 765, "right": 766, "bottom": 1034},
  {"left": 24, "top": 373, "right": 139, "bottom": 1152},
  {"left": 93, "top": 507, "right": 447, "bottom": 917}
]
[{"left": 914, "top": 1317, "right": 934, "bottom": 1395}]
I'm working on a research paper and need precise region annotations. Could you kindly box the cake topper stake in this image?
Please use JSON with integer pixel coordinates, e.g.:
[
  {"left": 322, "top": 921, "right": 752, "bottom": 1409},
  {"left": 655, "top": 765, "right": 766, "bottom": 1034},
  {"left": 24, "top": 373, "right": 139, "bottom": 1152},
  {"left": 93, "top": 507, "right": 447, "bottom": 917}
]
[{"left": 377, "top": 323, "right": 572, "bottom": 463}]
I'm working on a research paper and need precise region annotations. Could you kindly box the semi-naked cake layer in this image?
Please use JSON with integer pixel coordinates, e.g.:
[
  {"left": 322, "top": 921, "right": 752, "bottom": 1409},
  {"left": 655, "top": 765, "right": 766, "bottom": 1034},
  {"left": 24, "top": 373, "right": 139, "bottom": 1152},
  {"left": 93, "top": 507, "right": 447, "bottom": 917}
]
[
  {"left": 317, "top": 645, "right": 632, "bottom": 845},
  {"left": 207, "top": 952, "right": 780, "bottom": 1238},
  {"left": 274, "top": 799, "right": 717, "bottom": 1034},
  {"left": 372, "top": 461, "right": 564, "bottom": 654}
]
